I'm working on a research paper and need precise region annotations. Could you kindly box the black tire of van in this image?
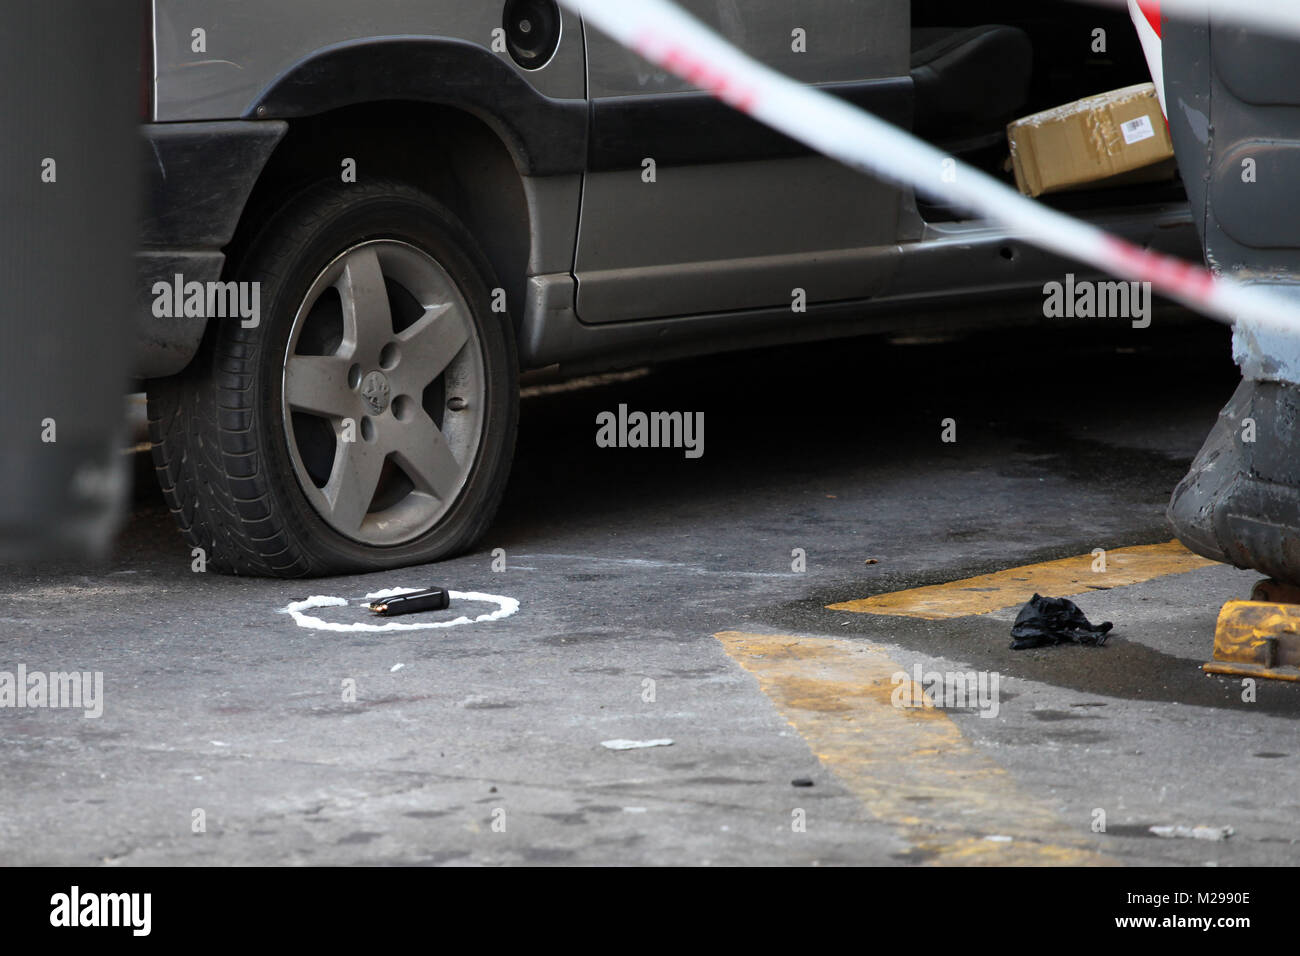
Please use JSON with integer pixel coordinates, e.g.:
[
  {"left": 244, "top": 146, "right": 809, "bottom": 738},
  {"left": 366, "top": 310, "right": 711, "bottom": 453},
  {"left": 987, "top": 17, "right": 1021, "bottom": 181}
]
[{"left": 147, "top": 179, "right": 518, "bottom": 577}]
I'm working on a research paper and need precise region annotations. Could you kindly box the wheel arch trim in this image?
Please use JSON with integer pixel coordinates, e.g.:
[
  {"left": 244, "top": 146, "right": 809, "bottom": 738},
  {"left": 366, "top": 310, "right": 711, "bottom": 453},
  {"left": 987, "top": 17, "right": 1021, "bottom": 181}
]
[{"left": 243, "top": 35, "right": 589, "bottom": 177}]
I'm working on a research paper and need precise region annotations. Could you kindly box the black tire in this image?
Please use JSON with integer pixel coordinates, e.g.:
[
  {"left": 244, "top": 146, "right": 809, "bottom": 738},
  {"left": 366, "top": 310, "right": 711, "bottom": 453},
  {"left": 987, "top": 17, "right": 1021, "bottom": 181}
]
[{"left": 147, "top": 179, "right": 518, "bottom": 577}]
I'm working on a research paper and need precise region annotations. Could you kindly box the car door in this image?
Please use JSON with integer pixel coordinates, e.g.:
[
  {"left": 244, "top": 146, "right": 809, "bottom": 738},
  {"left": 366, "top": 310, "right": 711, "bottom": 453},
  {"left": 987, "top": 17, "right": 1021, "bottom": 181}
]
[{"left": 575, "top": 0, "right": 911, "bottom": 324}]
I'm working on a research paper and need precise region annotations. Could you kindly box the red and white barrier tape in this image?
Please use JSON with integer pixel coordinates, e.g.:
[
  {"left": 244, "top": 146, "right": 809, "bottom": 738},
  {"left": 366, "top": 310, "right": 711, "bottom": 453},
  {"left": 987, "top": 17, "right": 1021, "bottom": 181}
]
[
  {"left": 1127, "top": 0, "right": 1166, "bottom": 113},
  {"left": 557, "top": 0, "right": 1300, "bottom": 333},
  {"left": 1101, "top": 0, "right": 1300, "bottom": 43}
]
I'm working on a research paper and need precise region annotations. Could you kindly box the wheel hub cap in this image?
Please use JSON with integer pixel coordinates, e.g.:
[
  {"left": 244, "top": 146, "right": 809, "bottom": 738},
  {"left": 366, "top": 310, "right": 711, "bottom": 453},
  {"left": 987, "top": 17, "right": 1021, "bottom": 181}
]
[
  {"left": 360, "top": 370, "right": 391, "bottom": 415},
  {"left": 280, "top": 239, "right": 487, "bottom": 547}
]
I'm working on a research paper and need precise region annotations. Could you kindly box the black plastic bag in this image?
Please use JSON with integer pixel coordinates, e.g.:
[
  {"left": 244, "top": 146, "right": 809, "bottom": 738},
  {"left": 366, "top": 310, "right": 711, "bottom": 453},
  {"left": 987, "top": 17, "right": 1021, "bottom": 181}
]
[{"left": 1010, "top": 593, "right": 1113, "bottom": 650}]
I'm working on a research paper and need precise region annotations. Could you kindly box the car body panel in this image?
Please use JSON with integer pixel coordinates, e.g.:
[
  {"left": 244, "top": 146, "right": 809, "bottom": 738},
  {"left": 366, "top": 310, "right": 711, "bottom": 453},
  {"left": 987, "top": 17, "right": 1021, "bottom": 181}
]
[
  {"left": 575, "top": 0, "right": 910, "bottom": 323},
  {"left": 151, "top": 1, "right": 586, "bottom": 119},
  {"left": 135, "top": 0, "right": 1202, "bottom": 381},
  {"left": 137, "top": 120, "right": 286, "bottom": 377}
]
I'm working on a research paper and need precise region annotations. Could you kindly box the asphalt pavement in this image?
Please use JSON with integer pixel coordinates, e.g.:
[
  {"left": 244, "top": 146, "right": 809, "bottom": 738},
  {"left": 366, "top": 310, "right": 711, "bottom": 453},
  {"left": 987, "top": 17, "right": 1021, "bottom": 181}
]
[{"left": 3, "top": 314, "right": 1297, "bottom": 866}]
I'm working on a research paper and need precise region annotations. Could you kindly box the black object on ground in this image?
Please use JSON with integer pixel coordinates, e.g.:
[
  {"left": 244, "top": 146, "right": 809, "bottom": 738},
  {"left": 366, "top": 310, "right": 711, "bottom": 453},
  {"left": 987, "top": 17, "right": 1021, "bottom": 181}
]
[
  {"left": 1009, "top": 593, "right": 1113, "bottom": 649},
  {"left": 367, "top": 588, "right": 451, "bottom": 616}
]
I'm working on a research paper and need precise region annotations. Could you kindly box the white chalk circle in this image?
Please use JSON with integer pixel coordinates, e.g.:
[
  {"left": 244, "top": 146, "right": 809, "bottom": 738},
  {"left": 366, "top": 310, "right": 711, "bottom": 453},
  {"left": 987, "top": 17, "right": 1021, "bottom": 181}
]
[{"left": 281, "top": 587, "right": 519, "bottom": 632}]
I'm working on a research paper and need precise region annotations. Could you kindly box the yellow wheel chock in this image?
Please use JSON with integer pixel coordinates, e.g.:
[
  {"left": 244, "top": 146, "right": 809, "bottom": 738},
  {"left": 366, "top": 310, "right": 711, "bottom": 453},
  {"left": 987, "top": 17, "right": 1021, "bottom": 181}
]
[{"left": 1205, "top": 587, "right": 1300, "bottom": 682}]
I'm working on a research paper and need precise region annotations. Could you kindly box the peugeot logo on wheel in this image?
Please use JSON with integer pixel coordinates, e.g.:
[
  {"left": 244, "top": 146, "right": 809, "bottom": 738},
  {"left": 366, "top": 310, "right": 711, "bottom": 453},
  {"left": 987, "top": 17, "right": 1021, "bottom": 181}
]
[{"left": 360, "top": 371, "right": 391, "bottom": 415}]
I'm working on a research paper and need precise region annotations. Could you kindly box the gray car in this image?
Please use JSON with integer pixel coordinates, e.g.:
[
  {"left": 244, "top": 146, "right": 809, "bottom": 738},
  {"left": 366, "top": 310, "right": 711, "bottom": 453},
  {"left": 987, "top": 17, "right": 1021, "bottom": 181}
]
[{"left": 138, "top": 0, "right": 1198, "bottom": 576}]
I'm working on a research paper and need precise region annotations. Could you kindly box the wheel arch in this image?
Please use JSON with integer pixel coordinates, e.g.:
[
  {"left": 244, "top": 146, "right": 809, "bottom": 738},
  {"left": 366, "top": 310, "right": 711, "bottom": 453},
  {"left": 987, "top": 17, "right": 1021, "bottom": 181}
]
[
  {"left": 244, "top": 36, "right": 588, "bottom": 177},
  {"left": 228, "top": 98, "right": 536, "bottom": 347}
]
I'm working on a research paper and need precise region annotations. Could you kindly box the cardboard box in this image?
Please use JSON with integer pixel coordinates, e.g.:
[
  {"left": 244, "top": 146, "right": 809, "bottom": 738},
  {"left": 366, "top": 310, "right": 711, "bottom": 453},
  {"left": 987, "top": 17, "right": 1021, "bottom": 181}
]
[{"left": 1007, "top": 83, "right": 1176, "bottom": 198}]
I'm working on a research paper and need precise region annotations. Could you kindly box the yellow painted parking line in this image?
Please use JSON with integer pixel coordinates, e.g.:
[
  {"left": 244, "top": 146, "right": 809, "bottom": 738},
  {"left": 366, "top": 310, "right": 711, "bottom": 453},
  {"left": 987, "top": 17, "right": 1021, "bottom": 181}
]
[
  {"left": 716, "top": 631, "right": 1113, "bottom": 865},
  {"left": 828, "top": 540, "right": 1217, "bottom": 620}
]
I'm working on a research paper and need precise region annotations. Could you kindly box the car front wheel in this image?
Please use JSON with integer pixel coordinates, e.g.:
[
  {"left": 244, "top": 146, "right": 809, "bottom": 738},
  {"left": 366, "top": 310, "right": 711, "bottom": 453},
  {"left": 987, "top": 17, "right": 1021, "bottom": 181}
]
[{"left": 148, "top": 179, "right": 518, "bottom": 576}]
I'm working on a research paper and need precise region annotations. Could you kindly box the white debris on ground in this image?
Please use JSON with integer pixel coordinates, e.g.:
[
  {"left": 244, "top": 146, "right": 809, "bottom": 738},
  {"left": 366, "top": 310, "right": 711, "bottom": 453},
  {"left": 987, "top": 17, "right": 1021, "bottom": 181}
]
[
  {"left": 601, "top": 739, "right": 675, "bottom": 751},
  {"left": 1149, "top": 825, "right": 1235, "bottom": 841}
]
